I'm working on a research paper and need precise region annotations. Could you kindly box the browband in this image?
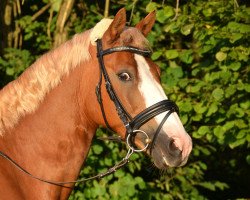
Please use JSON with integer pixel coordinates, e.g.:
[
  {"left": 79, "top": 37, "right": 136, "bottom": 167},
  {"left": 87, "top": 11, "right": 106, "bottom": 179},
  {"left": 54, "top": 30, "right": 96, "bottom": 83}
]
[{"left": 99, "top": 46, "right": 152, "bottom": 57}]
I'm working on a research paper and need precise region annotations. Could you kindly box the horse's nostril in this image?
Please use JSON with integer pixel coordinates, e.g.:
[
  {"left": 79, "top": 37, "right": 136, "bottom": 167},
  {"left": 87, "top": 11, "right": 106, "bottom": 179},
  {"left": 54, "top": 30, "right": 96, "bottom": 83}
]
[
  {"left": 168, "top": 139, "right": 177, "bottom": 151},
  {"left": 167, "top": 139, "right": 182, "bottom": 157}
]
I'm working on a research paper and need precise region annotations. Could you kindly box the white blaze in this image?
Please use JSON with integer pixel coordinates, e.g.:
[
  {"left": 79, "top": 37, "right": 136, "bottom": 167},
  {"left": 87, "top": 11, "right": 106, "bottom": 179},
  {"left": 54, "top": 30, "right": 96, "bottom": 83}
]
[{"left": 135, "top": 54, "right": 189, "bottom": 151}]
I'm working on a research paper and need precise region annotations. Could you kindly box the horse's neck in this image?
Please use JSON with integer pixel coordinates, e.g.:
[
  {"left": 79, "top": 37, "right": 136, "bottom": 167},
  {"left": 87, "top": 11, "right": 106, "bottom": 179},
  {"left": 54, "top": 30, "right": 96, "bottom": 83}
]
[{"left": 0, "top": 64, "right": 98, "bottom": 198}]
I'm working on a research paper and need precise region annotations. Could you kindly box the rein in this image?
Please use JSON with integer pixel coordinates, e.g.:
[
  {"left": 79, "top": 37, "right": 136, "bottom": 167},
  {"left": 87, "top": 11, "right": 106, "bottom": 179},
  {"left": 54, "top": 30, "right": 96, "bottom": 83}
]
[
  {"left": 0, "top": 38, "right": 179, "bottom": 187},
  {"left": 0, "top": 144, "right": 135, "bottom": 188}
]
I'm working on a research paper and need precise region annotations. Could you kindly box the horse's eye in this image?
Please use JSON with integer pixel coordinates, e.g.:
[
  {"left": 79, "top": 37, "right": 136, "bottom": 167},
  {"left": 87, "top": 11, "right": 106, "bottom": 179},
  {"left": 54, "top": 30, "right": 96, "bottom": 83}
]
[{"left": 118, "top": 72, "right": 132, "bottom": 82}]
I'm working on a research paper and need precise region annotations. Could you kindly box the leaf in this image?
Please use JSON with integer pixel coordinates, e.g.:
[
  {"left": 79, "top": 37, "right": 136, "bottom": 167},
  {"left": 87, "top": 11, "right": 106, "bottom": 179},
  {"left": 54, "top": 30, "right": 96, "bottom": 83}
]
[
  {"left": 6, "top": 67, "right": 14, "bottom": 76},
  {"left": 51, "top": 0, "right": 63, "bottom": 12},
  {"left": 199, "top": 162, "right": 208, "bottom": 169},
  {"left": 156, "top": 9, "right": 168, "bottom": 23},
  {"left": 201, "top": 45, "right": 214, "bottom": 53},
  {"left": 193, "top": 131, "right": 202, "bottom": 139},
  {"left": 180, "top": 114, "right": 188, "bottom": 124},
  {"left": 246, "top": 155, "right": 250, "bottom": 165},
  {"left": 225, "top": 85, "right": 236, "bottom": 98},
  {"left": 135, "top": 177, "right": 146, "bottom": 189},
  {"left": 92, "top": 145, "right": 103, "bottom": 155},
  {"left": 164, "top": 66, "right": 183, "bottom": 87},
  {"left": 236, "top": 131, "right": 245, "bottom": 139},
  {"left": 104, "top": 157, "right": 113, "bottom": 166},
  {"left": 229, "top": 138, "right": 246, "bottom": 149},
  {"left": 194, "top": 103, "right": 207, "bottom": 114},
  {"left": 151, "top": 51, "right": 162, "bottom": 60},
  {"left": 199, "top": 182, "right": 216, "bottom": 191},
  {"left": 234, "top": 119, "right": 247, "bottom": 129},
  {"left": 206, "top": 133, "right": 213, "bottom": 142},
  {"left": 212, "top": 88, "right": 224, "bottom": 100},
  {"left": 186, "top": 83, "right": 203, "bottom": 93},
  {"left": 114, "top": 170, "right": 125, "bottom": 178},
  {"left": 245, "top": 84, "right": 250, "bottom": 92},
  {"left": 179, "top": 50, "right": 193, "bottom": 64},
  {"left": 178, "top": 79, "right": 188, "bottom": 88},
  {"left": 214, "top": 126, "right": 226, "bottom": 139},
  {"left": 230, "top": 33, "right": 243, "bottom": 43},
  {"left": 181, "top": 24, "right": 194, "bottom": 36},
  {"left": 157, "top": 6, "right": 174, "bottom": 23},
  {"left": 171, "top": 66, "right": 183, "bottom": 78},
  {"left": 220, "top": 71, "right": 231, "bottom": 83},
  {"left": 224, "top": 121, "right": 235, "bottom": 131},
  {"left": 206, "top": 102, "right": 218, "bottom": 116},
  {"left": 235, "top": 106, "right": 245, "bottom": 118},
  {"left": 240, "top": 101, "right": 249, "bottom": 109},
  {"left": 192, "top": 114, "right": 203, "bottom": 121},
  {"left": 164, "top": 22, "right": 179, "bottom": 33},
  {"left": 179, "top": 101, "right": 193, "bottom": 112},
  {"left": 237, "top": 81, "right": 245, "bottom": 91},
  {"left": 202, "top": 8, "right": 213, "bottom": 17},
  {"left": 165, "top": 49, "right": 179, "bottom": 59},
  {"left": 146, "top": 2, "right": 158, "bottom": 12},
  {"left": 198, "top": 126, "right": 210, "bottom": 136},
  {"left": 163, "top": 6, "right": 175, "bottom": 19},
  {"left": 216, "top": 51, "right": 227, "bottom": 61},
  {"left": 227, "top": 22, "right": 250, "bottom": 34},
  {"left": 214, "top": 181, "right": 229, "bottom": 190}
]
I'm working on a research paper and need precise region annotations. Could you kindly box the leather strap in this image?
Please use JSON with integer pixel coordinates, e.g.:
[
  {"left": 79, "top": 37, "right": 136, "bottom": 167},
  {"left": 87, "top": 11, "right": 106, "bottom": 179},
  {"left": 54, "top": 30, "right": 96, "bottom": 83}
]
[
  {"left": 100, "top": 46, "right": 152, "bottom": 57},
  {"left": 129, "top": 99, "right": 179, "bottom": 130}
]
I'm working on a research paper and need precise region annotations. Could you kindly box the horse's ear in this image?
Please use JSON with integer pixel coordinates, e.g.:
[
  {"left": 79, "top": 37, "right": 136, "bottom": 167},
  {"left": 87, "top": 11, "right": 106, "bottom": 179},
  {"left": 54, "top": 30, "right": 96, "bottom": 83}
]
[
  {"left": 135, "top": 11, "right": 156, "bottom": 37},
  {"left": 104, "top": 8, "right": 126, "bottom": 43}
]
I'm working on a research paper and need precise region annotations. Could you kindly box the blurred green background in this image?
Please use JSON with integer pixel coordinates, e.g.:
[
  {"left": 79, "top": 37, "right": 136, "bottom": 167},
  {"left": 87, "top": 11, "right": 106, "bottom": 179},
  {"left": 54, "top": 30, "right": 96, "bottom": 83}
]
[{"left": 0, "top": 0, "right": 249, "bottom": 199}]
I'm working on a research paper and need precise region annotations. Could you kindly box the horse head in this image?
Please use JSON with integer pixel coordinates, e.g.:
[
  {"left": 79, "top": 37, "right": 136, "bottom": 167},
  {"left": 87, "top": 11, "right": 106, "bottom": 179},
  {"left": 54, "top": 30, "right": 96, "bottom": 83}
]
[{"left": 89, "top": 8, "right": 192, "bottom": 169}]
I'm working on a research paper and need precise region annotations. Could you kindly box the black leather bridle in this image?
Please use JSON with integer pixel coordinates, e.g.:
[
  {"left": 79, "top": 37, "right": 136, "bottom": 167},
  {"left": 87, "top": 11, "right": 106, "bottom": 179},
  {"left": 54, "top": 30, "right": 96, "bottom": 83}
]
[
  {"left": 0, "top": 38, "right": 180, "bottom": 187},
  {"left": 95, "top": 39, "right": 179, "bottom": 153}
]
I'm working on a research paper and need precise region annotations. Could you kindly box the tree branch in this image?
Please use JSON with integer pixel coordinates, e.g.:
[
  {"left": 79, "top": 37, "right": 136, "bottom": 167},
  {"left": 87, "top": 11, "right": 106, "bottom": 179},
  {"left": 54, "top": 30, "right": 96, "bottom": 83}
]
[
  {"left": 171, "top": 0, "right": 179, "bottom": 21},
  {"left": 47, "top": 8, "right": 53, "bottom": 39},
  {"left": 129, "top": 0, "right": 138, "bottom": 25},
  {"left": 104, "top": 0, "right": 110, "bottom": 18},
  {"left": 31, "top": 3, "right": 51, "bottom": 21},
  {"left": 53, "top": 0, "right": 75, "bottom": 47}
]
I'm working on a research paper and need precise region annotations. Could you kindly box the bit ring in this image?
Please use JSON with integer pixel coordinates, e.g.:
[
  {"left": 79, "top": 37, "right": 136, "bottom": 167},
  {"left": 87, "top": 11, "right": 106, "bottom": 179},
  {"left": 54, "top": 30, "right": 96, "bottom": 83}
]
[{"left": 126, "top": 130, "right": 150, "bottom": 152}]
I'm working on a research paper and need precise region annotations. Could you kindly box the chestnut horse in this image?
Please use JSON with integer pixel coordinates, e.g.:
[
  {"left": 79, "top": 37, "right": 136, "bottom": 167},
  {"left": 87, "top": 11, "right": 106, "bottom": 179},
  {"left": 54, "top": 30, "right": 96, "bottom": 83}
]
[{"left": 0, "top": 9, "right": 192, "bottom": 199}]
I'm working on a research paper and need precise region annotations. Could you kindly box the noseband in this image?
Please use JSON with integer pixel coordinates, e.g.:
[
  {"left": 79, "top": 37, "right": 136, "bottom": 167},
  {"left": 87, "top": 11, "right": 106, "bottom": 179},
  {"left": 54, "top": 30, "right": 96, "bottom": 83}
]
[{"left": 95, "top": 39, "right": 179, "bottom": 153}]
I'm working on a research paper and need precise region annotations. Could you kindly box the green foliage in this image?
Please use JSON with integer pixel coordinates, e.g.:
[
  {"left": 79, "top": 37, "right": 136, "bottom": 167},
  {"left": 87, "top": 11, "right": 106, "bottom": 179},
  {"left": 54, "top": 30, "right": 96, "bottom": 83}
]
[
  {"left": 0, "top": 0, "right": 249, "bottom": 199},
  {"left": 0, "top": 48, "right": 34, "bottom": 78}
]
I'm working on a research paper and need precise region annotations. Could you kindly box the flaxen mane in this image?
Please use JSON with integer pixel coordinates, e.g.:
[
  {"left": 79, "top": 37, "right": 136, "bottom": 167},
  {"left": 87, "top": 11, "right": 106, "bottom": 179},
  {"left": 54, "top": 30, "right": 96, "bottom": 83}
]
[{"left": 0, "top": 19, "right": 113, "bottom": 135}]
